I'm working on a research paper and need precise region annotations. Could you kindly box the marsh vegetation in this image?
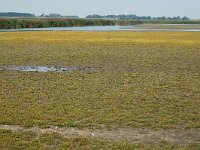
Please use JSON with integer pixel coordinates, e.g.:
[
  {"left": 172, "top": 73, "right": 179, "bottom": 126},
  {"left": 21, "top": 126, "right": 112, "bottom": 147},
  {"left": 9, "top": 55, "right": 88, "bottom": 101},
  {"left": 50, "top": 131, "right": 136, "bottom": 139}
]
[
  {"left": 1, "top": 18, "right": 200, "bottom": 29},
  {"left": 0, "top": 31, "right": 200, "bottom": 149}
]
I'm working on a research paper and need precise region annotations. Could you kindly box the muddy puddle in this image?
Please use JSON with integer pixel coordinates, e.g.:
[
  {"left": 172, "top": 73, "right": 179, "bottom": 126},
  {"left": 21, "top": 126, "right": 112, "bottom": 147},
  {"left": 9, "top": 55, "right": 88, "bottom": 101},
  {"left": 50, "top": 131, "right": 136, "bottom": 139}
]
[{"left": 0, "top": 66, "right": 95, "bottom": 73}]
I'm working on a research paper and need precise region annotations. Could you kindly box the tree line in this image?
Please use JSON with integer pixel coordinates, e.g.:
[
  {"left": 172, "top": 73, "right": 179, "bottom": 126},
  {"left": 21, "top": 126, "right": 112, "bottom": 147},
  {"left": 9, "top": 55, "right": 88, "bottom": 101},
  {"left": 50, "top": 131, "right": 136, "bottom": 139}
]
[
  {"left": 0, "top": 12, "right": 192, "bottom": 21},
  {"left": 0, "top": 12, "right": 79, "bottom": 18},
  {"left": 39, "top": 13, "right": 79, "bottom": 18},
  {"left": 86, "top": 14, "right": 190, "bottom": 21},
  {"left": 0, "top": 12, "right": 35, "bottom": 18}
]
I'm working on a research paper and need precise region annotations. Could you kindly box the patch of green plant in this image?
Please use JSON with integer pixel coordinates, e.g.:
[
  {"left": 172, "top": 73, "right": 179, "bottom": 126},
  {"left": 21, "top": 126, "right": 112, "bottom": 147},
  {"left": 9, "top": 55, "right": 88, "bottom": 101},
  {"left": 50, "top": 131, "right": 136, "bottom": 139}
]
[{"left": 66, "top": 120, "right": 78, "bottom": 127}]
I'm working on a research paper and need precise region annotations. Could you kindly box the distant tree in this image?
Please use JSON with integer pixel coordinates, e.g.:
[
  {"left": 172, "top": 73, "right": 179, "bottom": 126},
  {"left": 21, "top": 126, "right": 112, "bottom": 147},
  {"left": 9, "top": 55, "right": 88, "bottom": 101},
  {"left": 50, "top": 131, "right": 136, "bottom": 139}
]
[
  {"left": 39, "top": 13, "right": 45, "bottom": 17},
  {"left": 0, "top": 12, "right": 35, "bottom": 17},
  {"left": 182, "top": 16, "right": 190, "bottom": 20},
  {"left": 86, "top": 14, "right": 190, "bottom": 21},
  {"left": 47, "top": 13, "right": 62, "bottom": 18}
]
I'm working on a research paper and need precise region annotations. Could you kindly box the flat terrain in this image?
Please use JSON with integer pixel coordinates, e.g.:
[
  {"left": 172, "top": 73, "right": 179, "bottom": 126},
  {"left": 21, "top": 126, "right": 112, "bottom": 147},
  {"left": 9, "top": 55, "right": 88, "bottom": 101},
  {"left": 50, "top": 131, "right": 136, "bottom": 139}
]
[
  {"left": 131, "top": 24, "right": 200, "bottom": 30},
  {"left": 0, "top": 31, "right": 200, "bottom": 149}
]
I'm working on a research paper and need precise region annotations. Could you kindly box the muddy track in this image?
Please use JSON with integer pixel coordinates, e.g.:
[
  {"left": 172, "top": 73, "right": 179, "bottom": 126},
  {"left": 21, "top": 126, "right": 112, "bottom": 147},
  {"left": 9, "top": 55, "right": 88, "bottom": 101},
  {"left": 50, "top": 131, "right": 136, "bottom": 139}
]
[{"left": 0, "top": 125, "right": 200, "bottom": 145}]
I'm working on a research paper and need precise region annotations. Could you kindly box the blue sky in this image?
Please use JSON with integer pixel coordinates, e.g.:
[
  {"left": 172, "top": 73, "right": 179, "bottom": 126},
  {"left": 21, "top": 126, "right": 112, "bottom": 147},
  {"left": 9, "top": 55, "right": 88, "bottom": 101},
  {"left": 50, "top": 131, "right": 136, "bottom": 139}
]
[{"left": 0, "top": 0, "right": 199, "bottom": 19}]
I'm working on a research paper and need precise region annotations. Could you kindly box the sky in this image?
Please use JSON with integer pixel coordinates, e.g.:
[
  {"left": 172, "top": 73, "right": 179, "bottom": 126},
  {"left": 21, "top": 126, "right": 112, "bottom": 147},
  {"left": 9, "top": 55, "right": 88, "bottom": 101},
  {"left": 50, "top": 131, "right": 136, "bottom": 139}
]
[{"left": 0, "top": 0, "right": 200, "bottom": 19}]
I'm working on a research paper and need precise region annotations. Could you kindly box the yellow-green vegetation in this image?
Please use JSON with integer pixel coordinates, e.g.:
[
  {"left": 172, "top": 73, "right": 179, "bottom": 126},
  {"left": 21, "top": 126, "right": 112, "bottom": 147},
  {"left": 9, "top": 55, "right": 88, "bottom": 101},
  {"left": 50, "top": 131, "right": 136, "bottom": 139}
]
[{"left": 0, "top": 31, "right": 200, "bottom": 148}]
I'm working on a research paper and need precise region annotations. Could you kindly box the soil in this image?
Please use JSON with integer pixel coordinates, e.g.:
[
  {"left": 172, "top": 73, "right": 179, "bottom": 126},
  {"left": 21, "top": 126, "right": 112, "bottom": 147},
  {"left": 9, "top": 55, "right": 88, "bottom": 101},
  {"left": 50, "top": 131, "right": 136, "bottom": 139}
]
[{"left": 0, "top": 124, "right": 199, "bottom": 145}]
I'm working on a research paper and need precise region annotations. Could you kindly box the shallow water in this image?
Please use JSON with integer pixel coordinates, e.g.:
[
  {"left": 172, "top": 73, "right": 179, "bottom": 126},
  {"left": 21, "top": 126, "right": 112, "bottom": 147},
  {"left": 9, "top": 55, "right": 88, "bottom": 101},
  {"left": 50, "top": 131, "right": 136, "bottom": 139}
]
[
  {"left": 0, "top": 66, "right": 80, "bottom": 72},
  {"left": 1, "top": 25, "right": 200, "bottom": 32},
  {"left": 0, "top": 26, "right": 122, "bottom": 32}
]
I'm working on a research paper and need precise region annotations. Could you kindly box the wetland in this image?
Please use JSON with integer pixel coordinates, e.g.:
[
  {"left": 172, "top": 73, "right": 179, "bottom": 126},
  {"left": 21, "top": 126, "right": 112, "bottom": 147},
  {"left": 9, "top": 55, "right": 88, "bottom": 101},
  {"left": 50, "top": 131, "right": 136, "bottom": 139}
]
[{"left": 0, "top": 30, "right": 200, "bottom": 149}]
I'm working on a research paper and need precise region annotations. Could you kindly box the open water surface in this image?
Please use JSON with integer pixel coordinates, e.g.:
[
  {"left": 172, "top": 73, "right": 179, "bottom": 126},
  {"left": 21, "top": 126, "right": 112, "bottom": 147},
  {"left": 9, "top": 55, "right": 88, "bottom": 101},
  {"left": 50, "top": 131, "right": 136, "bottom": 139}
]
[{"left": 1, "top": 25, "right": 200, "bottom": 32}]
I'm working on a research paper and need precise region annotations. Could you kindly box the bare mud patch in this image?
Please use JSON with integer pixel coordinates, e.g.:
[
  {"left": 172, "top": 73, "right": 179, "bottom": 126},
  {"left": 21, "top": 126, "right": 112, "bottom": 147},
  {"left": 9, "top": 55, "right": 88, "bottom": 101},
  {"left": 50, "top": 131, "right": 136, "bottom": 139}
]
[
  {"left": 0, "top": 66, "right": 96, "bottom": 73},
  {"left": 0, "top": 125, "right": 199, "bottom": 146}
]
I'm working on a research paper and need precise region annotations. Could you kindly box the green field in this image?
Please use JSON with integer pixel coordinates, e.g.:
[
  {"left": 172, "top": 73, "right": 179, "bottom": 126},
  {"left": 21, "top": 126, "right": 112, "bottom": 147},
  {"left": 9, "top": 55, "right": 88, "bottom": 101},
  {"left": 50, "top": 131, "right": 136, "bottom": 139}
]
[{"left": 0, "top": 31, "right": 200, "bottom": 149}]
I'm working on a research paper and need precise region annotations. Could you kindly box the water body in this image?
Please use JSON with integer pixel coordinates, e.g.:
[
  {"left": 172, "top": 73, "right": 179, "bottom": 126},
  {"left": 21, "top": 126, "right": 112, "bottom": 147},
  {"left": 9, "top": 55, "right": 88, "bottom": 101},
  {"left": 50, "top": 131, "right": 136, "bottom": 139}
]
[
  {"left": 1, "top": 25, "right": 200, "bottom": 32},
  {"left": 0, "top": 26, "right": 122, "bottom": 32}
]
